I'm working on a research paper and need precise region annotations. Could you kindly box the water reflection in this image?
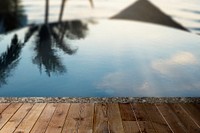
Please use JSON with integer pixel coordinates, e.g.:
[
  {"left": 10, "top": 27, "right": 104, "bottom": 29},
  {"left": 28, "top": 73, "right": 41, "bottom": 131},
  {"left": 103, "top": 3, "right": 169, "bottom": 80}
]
[
  {"left": 33, "top": 24, "right": 67, "bottom": 77},
  {"left": 0, "top": 0, "right": 91, "bottom": 87},
  {"left": 152, "top": 52, "right": 198, "bottom": 75},
  {"left": 31, "top": 19, "right": 88, "bottom": 77},
  {"left": 0, "top": 19, "right": 200, "bottom": 96},
  {"left": 0, "top": 0, "right": 27, "bottom": 33},
  {"left": 29, "top": 20, "right": 88, "bottom": 76},
  {"left": 190, "top": 28, "right": 200, "bottom": 32},
  {"left": 181, "top": 9, "right": 200, "bottom": 15},
  {"left": 0, "top": 19, "right": 88, "bottom": 84},
  {"left": 0, "top": 34, "right": 22, "bottom": 87}
]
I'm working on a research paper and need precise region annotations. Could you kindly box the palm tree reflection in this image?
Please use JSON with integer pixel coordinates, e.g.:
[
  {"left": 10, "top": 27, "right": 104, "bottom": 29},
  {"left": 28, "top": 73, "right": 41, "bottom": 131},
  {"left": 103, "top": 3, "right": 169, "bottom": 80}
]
[
  {"left": 45, "top": 0, "right": 49, "bottom": 25},
  {"left": 25, "top": 0, "right": 87, "bottom": 76},
  {"left": 24, "top": 24, "right": 39, "bottom": 43},
  {"left": 0, "top": 0, "right": 90, "bottom": 81},
  {"left": 29, "top": 20, "right": 88, "bottom": 76},
  {"left": 58, "top": 0, "right": 94, "bottom": 23},
  {"left": 33, "top": 24, "right": 67, "bottom": 77},
  {"left": 0, "top": 19, "right": 88, "bottom": 87},
  {"left": 65, "top": 20, "right": 88, "bottom": 39},
  {"left": 0, "top": 34, "right": 22, "bottom": 87},
  {"left": 0, "top": 0, "right": 26, "bottom": 33},
  {"left": 51, "top": 23, "right": 78, "bottom": 55}
]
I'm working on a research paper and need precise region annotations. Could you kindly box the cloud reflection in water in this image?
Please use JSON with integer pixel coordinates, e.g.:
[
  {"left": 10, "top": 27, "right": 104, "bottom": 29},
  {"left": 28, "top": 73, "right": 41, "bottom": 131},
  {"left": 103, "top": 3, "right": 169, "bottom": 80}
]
[
  {"left": 97, "top": 71, "right": 157, "bottom": 96},
  {"left": 152, "top": 51, "right": 198, "bottom": 75},
  {"left": 97, "top": 51, "right": 200, "bottom": 96}
]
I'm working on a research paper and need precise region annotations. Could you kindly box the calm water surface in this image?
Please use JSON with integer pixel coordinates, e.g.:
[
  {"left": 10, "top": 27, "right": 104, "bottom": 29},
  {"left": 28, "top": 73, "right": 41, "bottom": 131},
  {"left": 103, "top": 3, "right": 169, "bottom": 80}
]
[
  {"left": 21, "top": 0, "right": 200, "bottom": 34},
  {"left": 0, "top": 20, "right": 200, "bottom": 97},
  {"left": 1, "top": 0, "right": 200, "bottom": 97}
]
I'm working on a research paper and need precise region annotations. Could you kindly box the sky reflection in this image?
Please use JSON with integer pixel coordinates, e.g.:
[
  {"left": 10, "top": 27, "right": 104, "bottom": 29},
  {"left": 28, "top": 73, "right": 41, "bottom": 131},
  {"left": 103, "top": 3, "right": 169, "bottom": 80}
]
[
  {"left": 0, "top": 20, "right": 200, "bottom": 97},
  {"left": 152, "top": 51, "right": 198, "bottom": 75}
]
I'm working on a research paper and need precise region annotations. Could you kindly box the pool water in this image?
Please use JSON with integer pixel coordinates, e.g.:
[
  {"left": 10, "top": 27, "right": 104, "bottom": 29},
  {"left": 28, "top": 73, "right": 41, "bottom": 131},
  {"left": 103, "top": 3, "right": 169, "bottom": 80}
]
[
  {"left": 21, "top": 0, "right": 200, "bottom": 34},
  {"left": 0, "top": 19, "right": 200, "bottom": 97}
]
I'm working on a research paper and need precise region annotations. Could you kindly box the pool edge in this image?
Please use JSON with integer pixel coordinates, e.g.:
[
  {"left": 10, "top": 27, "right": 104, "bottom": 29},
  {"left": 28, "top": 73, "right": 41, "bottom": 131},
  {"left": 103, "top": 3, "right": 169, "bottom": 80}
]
[{"left": 0, "top": 97, "right": 199, "bottom": 103}]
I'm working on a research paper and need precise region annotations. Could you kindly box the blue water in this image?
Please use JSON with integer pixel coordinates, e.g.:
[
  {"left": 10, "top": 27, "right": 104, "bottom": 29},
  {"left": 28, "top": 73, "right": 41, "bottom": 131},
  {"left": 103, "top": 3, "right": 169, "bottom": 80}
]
[{"left": 0, "top": 20, "right": 200, "bottom": 97}]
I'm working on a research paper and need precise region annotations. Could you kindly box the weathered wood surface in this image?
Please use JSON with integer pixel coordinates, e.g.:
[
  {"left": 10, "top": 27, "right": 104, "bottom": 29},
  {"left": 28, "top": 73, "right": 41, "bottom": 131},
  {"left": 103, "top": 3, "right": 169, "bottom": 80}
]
[{"left": 0, "top": 103, "right": 199, "bottom": 133}]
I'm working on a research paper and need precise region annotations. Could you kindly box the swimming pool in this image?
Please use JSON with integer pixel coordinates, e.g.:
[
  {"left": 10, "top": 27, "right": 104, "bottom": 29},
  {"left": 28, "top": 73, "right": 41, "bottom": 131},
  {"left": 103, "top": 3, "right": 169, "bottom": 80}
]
[{"left": 0, "top": 19, "right": 200, "bottom": 97}]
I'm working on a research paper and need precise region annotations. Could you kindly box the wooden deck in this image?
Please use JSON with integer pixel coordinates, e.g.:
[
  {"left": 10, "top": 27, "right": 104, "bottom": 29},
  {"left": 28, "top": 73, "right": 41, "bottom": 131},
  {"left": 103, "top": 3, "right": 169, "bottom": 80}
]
[{"left": 0, "top": 103, "right": 199, "bottom": 133}]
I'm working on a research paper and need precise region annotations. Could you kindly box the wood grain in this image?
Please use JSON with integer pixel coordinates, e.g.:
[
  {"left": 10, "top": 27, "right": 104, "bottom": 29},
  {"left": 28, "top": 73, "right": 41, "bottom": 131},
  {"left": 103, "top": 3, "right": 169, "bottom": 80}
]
[
  {"left": 0, "top": 103, "right": 34, "bottom": 133},
  {"left": 143, "top": 104, "right": 171, "bottom": 133},
  {"left": 30, "top": 103, "right": 57, "bottom": 133},
  {"left": 122, "top": 121, "right": 140, "bottom": 133},
  {"left": 108, "top": 104, "right": 124, "bottom": 133},
  {"left": 0, "top": 103, "right": 22, "bottom": 129},
  {"left": 93, "top": 104, "right": 109, "bottom": 133},
  {"left": 131, "top": 103, "right": 156, "bottom": 133},
  {"left": 14, "top": 103, "right": 46, "bottom": 133},
  {"left": 78, "top": 103, "right": 94, "bottom": 133},
  {"left": 0, "top": 103, "right": 198, "bottom": 133},
  {"left": 119, "top": 103, "right": 140, "bottom": 133},
  {"left": 119, "top": 103, "right": 135, "bottom": 121},
  {"left": 0, "top": 104, "right": 10, "bottom": 114},
  {"left": 180, "top": 104, "right": 200, "bottom": 127},
  {"left": 62, "top": 103, "right": 82, "bottom": 133},
  {"left": 168, "top": 104, "right": 200, "bottom": 133},
  {"left": 155, "top": 104, "right": 187, "bottom": 133},
  {"left": 45, "top": 103, "right": 70, "bottom": 133}
]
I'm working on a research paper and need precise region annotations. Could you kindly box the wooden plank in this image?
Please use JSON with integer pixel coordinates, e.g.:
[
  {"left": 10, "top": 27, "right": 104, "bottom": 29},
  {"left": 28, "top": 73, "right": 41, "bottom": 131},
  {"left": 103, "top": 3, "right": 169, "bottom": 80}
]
[
  {"left": 61, "top": 103, "right": 80, "bottom": 133},
  {"left": 0, "top": 103, "right": 198, "bottom": 133},
  {"left": 62, "top": 103, "right": 94, "bottom": 133},
  {"left": 143, "top": 104, "right": 172, "bottom": 133},
  {"left": 78, "top": 103, "right": 94, "bottom": 133},
  {"left": 193, "top": 104, "right": 200, "bottom": 110},
  {"left": 131, "top": 104, "right": 156, "bottom": 133},
  {"left": 45, "top": 103, "right": 70, "bottom": 133},
  {"left": 122, "top": 121, "right": 140, "bottom": 133},
  {"left": 0, "top": 103, "right": 22, "bottom": 129},
  {"left": 0, "top": 103, "right": 10, "bottom": 129},
  {"left": 119, "top": 103, "right": 140, "bottom": 133},
  {"left": 119, "top": 103, "right": 135, "bottom": 121},
  {"left": 14, "top": 103, "right": 46, "bottom": 133},
  {"left": 107, "top": 103, "right": 124, "bottom": 133},
  {"left": 0, "top": 104, "right": 10, "bottom": 113},
  {"left": 93, "top": 104, "right": 109, "bottom": 133},
  {"left": 0, "top": 103, "right": 34, "bottom": 133},
  {"left": 30, "top": 103, "right": 57, "bottom": 133},
  {"left": 168, "top": 104, "right": 200, "bottom": 133},
  {"left": 155, "top": 104, "right": 187, "bottom": 133},
  {"left": 180, "top": 104, "right": 200, "bottom": 127}
]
